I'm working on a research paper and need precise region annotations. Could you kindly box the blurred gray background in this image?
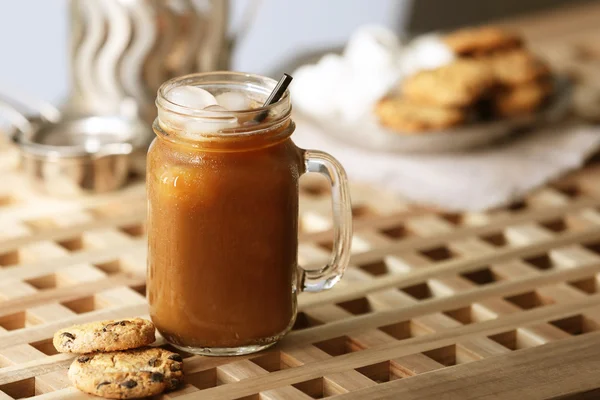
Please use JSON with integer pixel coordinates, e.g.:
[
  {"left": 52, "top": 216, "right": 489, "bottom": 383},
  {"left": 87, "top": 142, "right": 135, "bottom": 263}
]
[{"left": 0, "top": 0, "right": 588, "bottom": 106}]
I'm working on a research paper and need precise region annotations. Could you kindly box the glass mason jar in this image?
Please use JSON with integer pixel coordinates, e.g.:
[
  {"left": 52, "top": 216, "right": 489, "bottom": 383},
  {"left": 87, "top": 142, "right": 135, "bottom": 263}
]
[{"left": 147, "top": 72, "right": 352, "bottom": 356}]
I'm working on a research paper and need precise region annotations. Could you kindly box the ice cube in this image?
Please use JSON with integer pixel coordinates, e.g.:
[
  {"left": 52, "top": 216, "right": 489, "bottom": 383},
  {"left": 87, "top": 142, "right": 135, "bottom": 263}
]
[
  {"left": 215, "top": 91, "right": 251, "bottom": 111},
  {"left": 204, "top": 105, "right": 229, "bottom": 112},
  {"left": 182, "top": 117, "right": 238, "bottom": 134},
  {"left": 167, "top": 85, "right": 218, "bottom": 109},
  {"left": 181, "top": 105, "right": 238, "bottom": 134}
]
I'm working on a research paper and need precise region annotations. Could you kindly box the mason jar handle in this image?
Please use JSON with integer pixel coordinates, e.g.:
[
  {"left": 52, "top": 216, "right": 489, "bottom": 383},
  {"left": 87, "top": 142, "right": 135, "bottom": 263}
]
[{"left": 300, "top": 149, "right": 352, "bottom": 292}]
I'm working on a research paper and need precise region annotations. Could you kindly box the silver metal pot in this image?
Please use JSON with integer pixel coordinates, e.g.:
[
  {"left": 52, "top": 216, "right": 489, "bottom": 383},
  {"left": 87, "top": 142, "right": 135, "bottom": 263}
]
[{"left": 12, "top": 116, "right": 149, "bottom": 196}]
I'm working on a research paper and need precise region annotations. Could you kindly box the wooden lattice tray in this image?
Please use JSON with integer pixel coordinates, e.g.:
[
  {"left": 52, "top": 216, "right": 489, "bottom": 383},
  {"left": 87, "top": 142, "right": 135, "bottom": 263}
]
[
  {"left": 2, "top": 128, "right": 600, "bottom": 400},
  {"left": 3, "top": 4, "right": 600, "bottom": 397}
]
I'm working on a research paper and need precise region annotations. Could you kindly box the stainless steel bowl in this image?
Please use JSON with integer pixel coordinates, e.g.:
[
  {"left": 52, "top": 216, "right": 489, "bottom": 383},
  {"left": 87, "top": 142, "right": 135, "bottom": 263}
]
[{"left": 13, "top": 116, "right": 150, "bottom": 196}]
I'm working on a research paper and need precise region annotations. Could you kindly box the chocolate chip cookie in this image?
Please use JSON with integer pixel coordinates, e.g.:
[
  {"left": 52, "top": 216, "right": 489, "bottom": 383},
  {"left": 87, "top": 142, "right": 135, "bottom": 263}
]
[
  {"left": 493, "top": 80, "right": 552, "bottom": 117},
  {"left": 54, "top": 318, "right": 156, "bottom": 353},
  {"left": 488, "top": 50, "right": 551, "bottom": 86},
  {"left": 68, "top": 347, "right": 184, "bottom": 399},
  {"left": 375, "top": 97, "right": 466, "bottom": 133},
  {"left": 443, "top": 26, "right": 523, "bottom": 56},
  {"left": 401, "top": 59, "right": 495, "bottom": 107}
]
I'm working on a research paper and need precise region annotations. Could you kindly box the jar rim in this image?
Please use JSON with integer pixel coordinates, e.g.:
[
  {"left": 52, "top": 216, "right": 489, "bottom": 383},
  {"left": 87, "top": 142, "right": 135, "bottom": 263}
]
[
  {"left": 154, "top": 71, "right": 294, "bottom": 149},
  {"left": 156, "top": 71, "right": 291, "bottom": 119}
]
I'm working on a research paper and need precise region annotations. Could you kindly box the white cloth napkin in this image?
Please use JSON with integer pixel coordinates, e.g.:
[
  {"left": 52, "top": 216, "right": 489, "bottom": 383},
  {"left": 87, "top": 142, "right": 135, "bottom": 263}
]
[{"left": 293, "top": 119, "right": 600, "bottom": 211}]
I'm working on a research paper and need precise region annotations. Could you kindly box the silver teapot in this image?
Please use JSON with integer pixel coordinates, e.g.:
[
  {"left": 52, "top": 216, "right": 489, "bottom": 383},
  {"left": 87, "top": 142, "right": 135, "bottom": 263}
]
[{"left": 64, "top": 0, "right": 232, "bottom": 123}]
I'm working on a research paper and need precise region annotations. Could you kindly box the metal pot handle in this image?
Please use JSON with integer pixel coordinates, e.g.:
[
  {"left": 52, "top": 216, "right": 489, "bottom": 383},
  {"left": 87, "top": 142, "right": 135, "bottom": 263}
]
[
  {"left": 0, "top": 100, "right": 33, "bottom": 140},
  {"left": 0, "top": 85, "right": 61, "bottom": 122},
  {"left": 0, "top": 88, "right": 62, "bottom": 141}
]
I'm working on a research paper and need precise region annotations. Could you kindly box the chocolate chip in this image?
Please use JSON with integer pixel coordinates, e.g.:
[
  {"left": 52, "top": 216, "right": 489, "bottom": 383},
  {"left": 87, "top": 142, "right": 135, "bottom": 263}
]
[
  {"left": 151, "top": 372, "right": 164, "bottom": 383},
  {"left": 61, "top": 332, "right": 75, "bottom": 340},
  {"left": 168, "top": 354, "right": 183, "bottom": 362},
  {"left": 103, "top": 321, "right": 124, "bottom": 332},
  {"left": 148, "top": 357, "right": 159, "bottom": 367},
  {"left": 169, "top": 378, "right": 180, "bottom": 389},
  {"left": 96, "top": 381, "right": 110, "bottom": 389},
  {"left": 77, "top": 356, "right": 90, "bottom": 363},
  {"left": 170, "top": 363, "right": 182, "bottom": 372},
  {"left": 121, "top": 380, "right": 138, "bottom": 389}
]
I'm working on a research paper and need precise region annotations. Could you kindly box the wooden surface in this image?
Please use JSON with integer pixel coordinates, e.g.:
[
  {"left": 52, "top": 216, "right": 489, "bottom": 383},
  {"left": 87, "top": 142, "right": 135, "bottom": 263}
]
[{"left": 2, "top": 2, "right": 600, "bottom": 399}]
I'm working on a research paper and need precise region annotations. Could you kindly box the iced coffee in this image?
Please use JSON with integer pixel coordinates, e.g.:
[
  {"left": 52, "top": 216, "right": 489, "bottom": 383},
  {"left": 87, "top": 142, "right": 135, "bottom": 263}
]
[{"left": 147, "top": 72, "right": 352, "bottom": 356}]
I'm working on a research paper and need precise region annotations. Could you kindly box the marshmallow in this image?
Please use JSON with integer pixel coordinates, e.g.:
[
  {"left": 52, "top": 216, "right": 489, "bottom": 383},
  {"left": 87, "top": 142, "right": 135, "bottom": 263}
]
[
  {"left": 344, "top": 25, "right": 401, "bottom": 73},
  {"left": 399, "top": 34, "right": 455, "bottom": 77},
  {"left": 291, "top": 26, "right": 455, "bottom": 125},
  {"left": 292, "top": 54, "right": 347, "bottom": 118}
]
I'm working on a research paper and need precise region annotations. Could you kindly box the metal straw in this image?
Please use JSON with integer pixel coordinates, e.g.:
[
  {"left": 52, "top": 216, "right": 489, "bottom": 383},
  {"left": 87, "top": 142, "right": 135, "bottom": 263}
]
[{"left": 255, "top": 73, "right": 293, "bottom": 122}]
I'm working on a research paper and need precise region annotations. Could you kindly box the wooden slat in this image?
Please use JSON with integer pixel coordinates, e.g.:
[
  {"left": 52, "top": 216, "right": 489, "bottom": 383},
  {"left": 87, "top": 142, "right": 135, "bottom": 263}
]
[
  {"left": 174, "top": 294, "right": 600, "bottom": 399},
  {"left": 332, "top": 332, "right": 600, "bottom": 400}
]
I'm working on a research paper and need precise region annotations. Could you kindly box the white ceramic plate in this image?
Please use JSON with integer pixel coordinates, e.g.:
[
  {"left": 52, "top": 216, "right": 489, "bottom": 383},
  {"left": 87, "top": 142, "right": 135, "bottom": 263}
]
[{"left": 304, "top": 76, "right": 572, "bottom": 154}]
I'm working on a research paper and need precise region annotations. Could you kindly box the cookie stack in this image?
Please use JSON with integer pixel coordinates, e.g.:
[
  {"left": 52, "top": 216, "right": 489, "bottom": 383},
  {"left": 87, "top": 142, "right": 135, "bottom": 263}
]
[
  {"left": 376, "top": 26, "right": 553, "bottom": 133},
  {"left": 53, "top": 318, "right": 184, "bottom": 399}
]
